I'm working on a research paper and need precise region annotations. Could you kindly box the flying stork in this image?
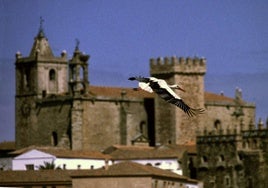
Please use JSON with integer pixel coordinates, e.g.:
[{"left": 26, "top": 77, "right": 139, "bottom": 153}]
[{"left": 128, "top": 76, "right": 205, "bottom": 117}]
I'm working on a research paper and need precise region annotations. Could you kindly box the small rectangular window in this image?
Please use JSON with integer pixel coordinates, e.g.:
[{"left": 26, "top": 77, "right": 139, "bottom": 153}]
[{"left": 26, "top": 164, "right": 34, "bottom": 170}]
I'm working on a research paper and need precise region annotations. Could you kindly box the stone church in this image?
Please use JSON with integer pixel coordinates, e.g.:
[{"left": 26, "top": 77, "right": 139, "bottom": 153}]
[
  {"left": 15, "top": 26, "right": 268, "bottom": 187},
  {"left": 15, "top": 27, "right": 256, "bottom": 151}
]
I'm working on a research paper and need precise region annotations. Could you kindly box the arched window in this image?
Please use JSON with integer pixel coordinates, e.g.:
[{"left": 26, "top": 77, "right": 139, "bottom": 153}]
[
  {"left": 214, "top": 119, "right": 221, "bottom": 130},
  {"left": 49, "top": 69, "right": 56, "bottom": 81}
]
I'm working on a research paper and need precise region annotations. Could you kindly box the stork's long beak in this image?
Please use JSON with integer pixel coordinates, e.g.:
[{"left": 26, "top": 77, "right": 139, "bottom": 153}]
[{"left": 177, "top": 86, "right": 186, "bottom": 92}]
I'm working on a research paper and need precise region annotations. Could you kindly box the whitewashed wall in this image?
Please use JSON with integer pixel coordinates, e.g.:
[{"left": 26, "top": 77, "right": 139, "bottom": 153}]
[
  {"left": 12, "top": 149, "right": 108, "bottom": 170},
  {"left": 12, "top": 149, "right": 55, "bottom": 170},
  {"left": 113, "top": 158, "right": 182, "bottom": 175},
  {"left": 54, "top": 158, "right": 107, "bottom": 170}
]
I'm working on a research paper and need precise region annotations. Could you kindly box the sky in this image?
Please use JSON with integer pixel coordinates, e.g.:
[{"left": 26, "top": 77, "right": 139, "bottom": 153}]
[{"left": 0, "top": 0, "right": 267, "bottom": 142}]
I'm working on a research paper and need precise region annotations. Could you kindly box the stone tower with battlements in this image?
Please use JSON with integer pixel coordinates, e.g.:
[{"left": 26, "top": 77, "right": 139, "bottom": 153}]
[{"left": 150, "top": 56, "right": 206, "bottom": 145}]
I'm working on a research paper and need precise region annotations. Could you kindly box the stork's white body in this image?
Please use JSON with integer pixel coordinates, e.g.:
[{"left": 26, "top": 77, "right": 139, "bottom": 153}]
[{"left": 129, "top": 76, "right": 205, "bottom": 117}]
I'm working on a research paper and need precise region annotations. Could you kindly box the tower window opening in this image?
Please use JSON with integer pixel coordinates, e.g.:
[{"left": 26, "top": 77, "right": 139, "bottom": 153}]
[
  {"left": 80, "top": 66, "right": 84, "bottom": 80},
  {"left": 214, "top": 119, "right": 221, "bottom": 130},
  {"left": 219, "top": 154, "right": 225, "bottom": 162},
  {"left": 49, "top": 69, "right": 56, "bottom": 81},
  {"left": 202, "top": 156, "right": 208, "bottom": 163},
  {"left": 52, "top": 131, "right": 58, "bottom": 146},
  {"left": 139, "top": 121, "right": 146, "bottom": 134},
  {"left": 23, "top": 68, "right": 31, "bottom": 90}
]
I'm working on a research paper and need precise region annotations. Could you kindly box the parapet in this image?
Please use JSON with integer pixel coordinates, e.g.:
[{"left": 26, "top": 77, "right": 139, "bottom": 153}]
[{"left": 150, "top": 56, "right": 206, "bottom": 76}]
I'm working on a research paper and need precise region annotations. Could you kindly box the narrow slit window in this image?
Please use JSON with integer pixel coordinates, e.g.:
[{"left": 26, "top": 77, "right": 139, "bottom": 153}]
[{"left": 49, "top": 69, "right": 56, "bottom": 81}]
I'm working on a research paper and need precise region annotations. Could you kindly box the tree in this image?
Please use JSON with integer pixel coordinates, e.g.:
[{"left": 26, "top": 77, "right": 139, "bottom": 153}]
[{"left": 38, "top": 161, "right": 61, "bottom": 170}]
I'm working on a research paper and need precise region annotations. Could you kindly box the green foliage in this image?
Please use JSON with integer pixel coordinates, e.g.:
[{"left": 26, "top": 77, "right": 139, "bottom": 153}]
[{"left": 38, "top": 161, "right": 61, "bottom": 170}]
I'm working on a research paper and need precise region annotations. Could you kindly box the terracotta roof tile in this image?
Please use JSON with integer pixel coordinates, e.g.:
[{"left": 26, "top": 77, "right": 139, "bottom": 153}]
[
  {"left": 86, "top": 85, "right": 256, "bottom": 108},
  {"left": 88, "top": 85, "right": 154, "bottom": 99},
  {"left": 164, "top": 144, "right": 197, "bottom": 154},
  {"left": 0, "top": 163, "right": 198, "bottom": 185},
  {"left": 0, "top": 170, "right": 71, "bottom": 185},
  {"left": 88, "top": 85, "right": 240, "bottom": 105},
  {"left": 0, "top": 163, "right": 199, "bottom": 186},
  {"left": 204, "top": 92, "right": 235, "bottom": 104},
  {"left": 103, "top": 145, "right": 186, "bottom": 160},
  {"left": 10, "top": 146, "right": 110, "bottom": 159},
  {"left": 71, "top": 161, "right": 198, "bottom": 183}
]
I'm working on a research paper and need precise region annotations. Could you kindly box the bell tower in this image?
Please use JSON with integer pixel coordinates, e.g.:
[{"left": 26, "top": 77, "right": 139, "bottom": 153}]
[
  {"left": 68, "top": 40, "right": 90, "bottom": 150},
  {"left": 15, "top": 20, "right": 69, "bottom": 148},
  {"left": 68, "top": 39, "right": 90, "bottom": 97},
  {"left": 150, "top": 56, "right": 206, "bottom": 145}
]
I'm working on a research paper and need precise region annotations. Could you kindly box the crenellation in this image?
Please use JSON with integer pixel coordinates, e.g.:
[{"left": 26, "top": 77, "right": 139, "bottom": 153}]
[
  {"left": 178, "top": 57, "right": 185, "bottom": 64},
  {"left": 150, "top": 55, "right": 206, "bottom": 75},
  {"left": 164, "top": 57, "right": 169, "bottom": 65},
  {"left": 157, "top": 57, "right": 163, "bottom": 65}
]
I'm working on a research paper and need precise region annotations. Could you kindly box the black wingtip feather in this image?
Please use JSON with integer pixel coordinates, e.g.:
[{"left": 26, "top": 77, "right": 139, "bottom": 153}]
[
  {"left": 128, "top": 77, "right": 136, "bottom": 81},
  {"left": 186, "top": 108, "right": 205, "bottom": 117}
]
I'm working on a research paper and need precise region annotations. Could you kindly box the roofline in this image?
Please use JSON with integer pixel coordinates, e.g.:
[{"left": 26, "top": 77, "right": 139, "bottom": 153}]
[
  {"left": 70, "top": 171, "right": 199, "bottom": 183},
  {"left": 205, "top": 101, "right": 255, "bottom": 108},
  {"left": 111, "top": 156, "right": 180, "bottom": 160}
]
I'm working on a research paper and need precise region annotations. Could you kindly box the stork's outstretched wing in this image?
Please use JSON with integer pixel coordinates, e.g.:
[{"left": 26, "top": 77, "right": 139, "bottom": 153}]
[
  {"left": 149, "top": 81, "right": 204, "bottom": 116},
  {"left": 168, "top": 98, "right": 205, "bottom": 117},
  {"left": 128, "top": 76, "right": 205, "bottom": 117}
]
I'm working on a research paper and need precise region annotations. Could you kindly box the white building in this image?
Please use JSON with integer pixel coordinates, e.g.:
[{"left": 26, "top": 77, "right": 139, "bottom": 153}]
[
  {"left": 103, "top": 144, "right": 192, "bottom": 175},
  {"left": 11, "top": 146, "right": 110, "bottom": 170}
]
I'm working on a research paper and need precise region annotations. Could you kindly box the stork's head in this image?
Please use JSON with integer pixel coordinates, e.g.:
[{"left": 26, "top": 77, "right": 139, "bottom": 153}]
[{"left": 169, "top": 84, "right": 186, "bottom": 92}]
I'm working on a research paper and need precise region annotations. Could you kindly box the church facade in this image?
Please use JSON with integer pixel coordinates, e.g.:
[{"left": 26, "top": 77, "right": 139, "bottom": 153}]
[
  {"left": 14, "top": 27, "right": 268, "bottom": 187},
  {"left": 15, "top": 28, "right": 256, "bottom": 151},
  {"left": 15, "top": 28, "right": 153, "bottom": 151}
]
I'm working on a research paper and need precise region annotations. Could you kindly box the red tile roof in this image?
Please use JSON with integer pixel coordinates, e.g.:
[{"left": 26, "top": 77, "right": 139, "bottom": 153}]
[
  {"left": 103, "top": 145, "right": 186, "bottom": 160},
  {"left": 204, "top": 92, "right": 236, "bottom": 105},
  {"left": 10, "top": 146, "right": 110, "bottom": 159},
  {"left": 0, "top": 162, "right": 199, "bottom": 185},
  {"left": 88, "top": 85, "right": 154, "bottom": 99},
  {"left": 162, "top": 144, "right": 197, "bottom": 154},
  {"left": 88, "top": 85, "right": 251, "bottom": 106},
  {"left": 71, "top": 161, "right": 198, "bottom": 183},
  {"left": 0, "top": 170, "right": 71, "bottom": 186}
]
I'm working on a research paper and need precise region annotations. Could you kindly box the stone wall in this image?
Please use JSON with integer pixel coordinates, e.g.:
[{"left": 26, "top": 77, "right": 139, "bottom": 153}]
[
  {"left": 204, "top": 104, "right": 255, "bottom": 133},
  {"left": 36, "top": 61, "right": 68, "bottom": 97},
  {"left": 150, "top": 56, "right": 206, "bottom": 145},
  {"left": 15, "top": 96, "right": 72, "bottom": 149},
  {"left": 81, "top": 98, "right": 148, "bottom": 151}
]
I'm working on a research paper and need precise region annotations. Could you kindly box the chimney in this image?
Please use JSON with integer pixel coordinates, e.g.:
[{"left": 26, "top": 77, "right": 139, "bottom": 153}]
[{"left": 104, "top": 159, "right": 109, "bottom": 170}]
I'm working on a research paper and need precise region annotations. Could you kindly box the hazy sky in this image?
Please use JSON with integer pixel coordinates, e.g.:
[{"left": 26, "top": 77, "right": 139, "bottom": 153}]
[{"left": 0, "top": 0, "right": 267, "bottom": 142}]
